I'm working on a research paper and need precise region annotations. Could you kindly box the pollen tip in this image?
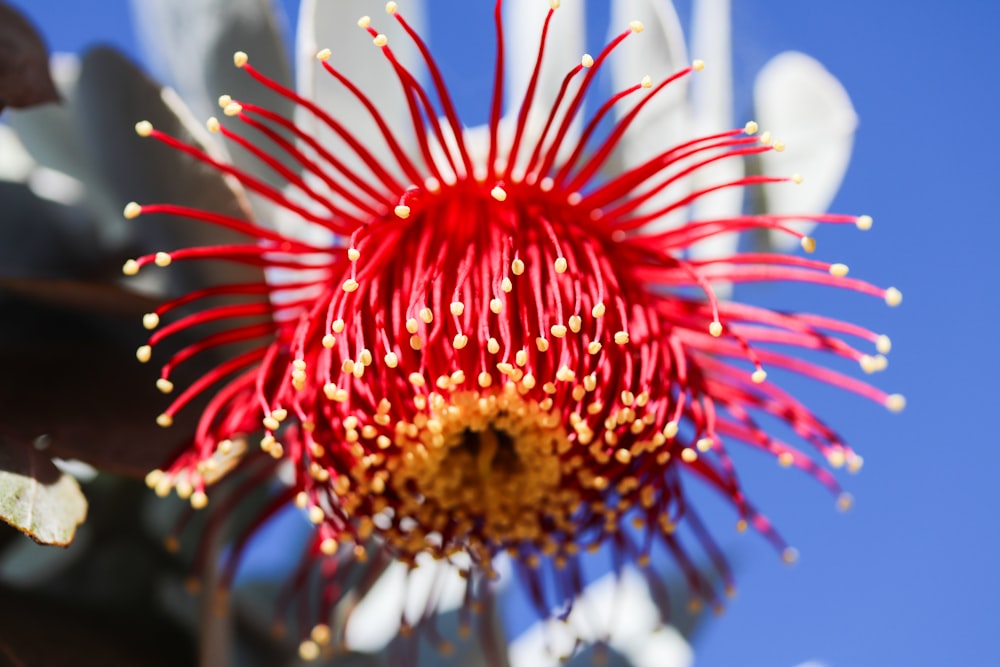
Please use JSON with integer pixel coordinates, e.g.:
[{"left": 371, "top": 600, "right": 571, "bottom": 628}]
[
  {"left": 374, "top": 33, "right": 388, "bottom": 47},
  {"left": 614, "top": 331, "right": 629, "bottom": 345},
  {"left": 394, "top": 204, "right": 411, "bottom": 219},
  {"left": 142, "top": 312, "right": 160, "bottom": 330},
  {"left": 156, "top": 413, "right": 173, "bottom": 428},
  {"left": 206, "top": 116, "right": 221, "bottom": 133},
  {"left": 154, "top": 251, "right": 172, "bottom": 267},
  {"left": 122, "top": 258, "right": 140, "bottom": 275},
  {"left": 629, "top": 20, "right": 645, "bottom": 33},
  {"left": 550, "top": 0, "right": 560, "bottom": 8},
  {"left": 298, "top": 639, "right": 321, "bottom": 662},
  {"left": 190, "top": 491, "right": 208, "bottom": 509},
  {"left": 837, "top": 492, "right": 854, "bottom": 512},
  {"left": 347, "top": 247, "right": 360, "bottom": 261},
  {"left": 490, "top": 185, "right": 507, "bottom": 202},
  {"left": 385, "top": 1, "right": 398, "bottom": 13},
  {"left": 640, "top": 75, "right": 653, "bottom": 88},
  {"left": 692, "top": 59, "right": 705, "bottom": 71},
  {"left": 829, "top": 262, "right": 849, "bottom": 277},
  {"left": 876, "top": 334, "right": 892, "bottom": 355},
  {"left": 856, "top": 214, "right": 874, "bottom": 230},
  {"left": 554, "top": 257, "right": 568, "bottom": 273},
  {"left": 751, "top": 369, "right": 767, "bottom": 384},
  {"left": 156, "top": 378, "right": 174, "bottom": 394},
  {"left": 696, "top": 437, "right": 713, "bottom": 452},
  {"left": 358, "top": 15, "right": 371, "bottom": 28},
  {"left": 759, "top": 130, "right": 772, "bottom": 145},
  {"left": 581, "top": 53, "right": 594, "bottom": 68},
  {"left": 885, "top": 393, "right": 906, "bottom": 413},
  {"left": 217, "top": 94, "right": 232, "bottom": 108},
  {"left": 136, "top": 345, "right": 152, "bottom": 363},
  {"left": 384, "top": 352, "right": 399, "bottom": 368},
  {"left": 782, "top": 547, "right": 800, "bottom": 565},
  {"left": 773, "top": 140, "right": 786, "bottom": 152},
  {"left": 123, "top": 201, "right": 142, "bottom": 219},
  {"left": 800, "top": 236, "right": 816, "bottom": 253},
  {"left": 342, "top": 278, "right": 360, "bottom": 293},
  {"left": 709, "top": 321, "right": 723, "bottom": 337},
  {"left": 223, "top": 101, "right": 243, "bottom": 117},
  {"left": 134, "top": 120, "right": 153, "bottom": 137},
  {"left": 233, "top": 51, "right": 248, "bottom": 68},
  {"left": 884, "top": 287, "right": 903, "bottom": 307},
  {"left": 316, "top": 48, "right": 332, "bottom": 61},
  {"left": 792, "top": 173, "right": 804, "bottom": 184},
  {"left": 744, "top": 120, "right": 758, "bottom": 135}
]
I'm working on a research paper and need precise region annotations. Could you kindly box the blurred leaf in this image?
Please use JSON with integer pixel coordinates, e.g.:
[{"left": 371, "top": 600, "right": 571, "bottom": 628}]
[
  {"left": 0, "top": 1, "right": 59, "bottom": 113},
  {"left": 0, "top": 585, "right": 193, "bottom": 666},
  {"left": 0, "top": 440, "right": 87, "bottom": 546},
  {"left": 0, "top": 279, "right": 200, "bottom": 476}
]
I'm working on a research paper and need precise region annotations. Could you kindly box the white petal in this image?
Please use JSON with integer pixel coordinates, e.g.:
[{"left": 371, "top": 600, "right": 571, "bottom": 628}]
[
  {"left": 0, "top": 125, "right": 36, "bottom": 182},
  {"left": 611, "top": 0, "right": 691, "bottom": 163},
  {"left": 688, "top": 0, "right": 742, "bottom": 263},
  {"left": 504, "top": 0, "right": 585, "bottom": 168},
  {"left": 509, "top": 567, "right": 693, "bottom": 667},
  {"left": 609, "top": 0, "right": 694, "bottom": 234},
  {"left": 295, "top": 0, "right": 426, "bottom": 185},
  {"left": 754, "top": 51, "right": 857, "bottom": 250},
  {"left": 344, "top": 552, "right": 469, "bottom": 653}
]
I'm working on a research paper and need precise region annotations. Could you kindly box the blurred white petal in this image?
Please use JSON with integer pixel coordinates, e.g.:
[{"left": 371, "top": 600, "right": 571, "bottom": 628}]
[
  {"left": 509, "top": 567, "right": 693, "bottom": 667},
  {"left": 0, "top": 125, "right": 36, "bottom": 182},
  {"left": 344, "top": 552, "right": 469, "bottom": 652},
  {"left": 688, "top": 0, "right": 742, "bottom": 263},
  {"left": 609, "top": 0, "right": 693, "bottom": 233},
  {"left": 295, "top": 0, "right": 425, "bottom": 185},
  {"left": 504, "top": 0, "right": 584, "bottom": 170},
  {"left": 754, "top": 51, "right": 857, "bottom": 250},
  {"left": 27, "top": 166, "right": 85, "bottom": 205}
]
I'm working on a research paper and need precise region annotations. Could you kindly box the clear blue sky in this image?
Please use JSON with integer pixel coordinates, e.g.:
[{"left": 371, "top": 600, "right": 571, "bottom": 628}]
[{"left": 9, "top": 1, "right": 999, "bottom": 666}]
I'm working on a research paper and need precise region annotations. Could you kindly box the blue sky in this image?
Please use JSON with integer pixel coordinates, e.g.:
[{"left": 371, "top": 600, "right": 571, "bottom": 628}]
[{"left": 8, "top": 1, "right": 999, "bottom": 666}]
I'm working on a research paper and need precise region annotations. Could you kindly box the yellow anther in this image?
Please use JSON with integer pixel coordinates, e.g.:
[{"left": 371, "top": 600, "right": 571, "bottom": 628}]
[
  {"left": 233, "top": 51, "right": 248, "bottom": 68},
  {"left": 385, "top": 1, "right": 398, "bottom": 13},
  {"left": 136, "top": 345, "right": 152, "bottom": 363},
  {"left": 778, "top": 451, "right": 795, "bottom": 467},
  {"left": 224, "top": 101, "right": 243, "bottom": 117},
  {"left": 829, "top": 263, "right": 849, "bottom": 277},
  {"left": 884, "top": 287, "right": 903, "bottom": 307},
  {"left": 478, "top": 372, "right": 493, "bottom": 388},
  {"left": 206, "top": 116, "right": 221, "bottom": 133},
  {"left": 487, "top": 337, "right": 500, "bottom": 354},
  {"left": 581, "top": 54, "right": 594, "bottom": 68},
  {"left": 419, "top": 307, "right": 433, "bottom": 323},
  {"left": 123, "top": 202, "right": 142, "bottom": 219},
  {"left": 696, "top": 437, "right": 713, "bottom": 452},
  {"left": 614, "top": 331, "right": 629, "bottom": 345},
  {"left": 156, "top": 413, "right": 173, "bottom": 428},
  {"left": 782, "top": 547, "right": 800, "bottom": 564},
  {"left": 154, "top": 252, "right": 172, "bottom": 267},
  {"left": 322, "top": 334, "right": 336, "bottom": 349},
  {"left": 535, "top": 337, "right": 549, "bottom": 352},
  {"left": 298, "top": 639, "right": 321, "bottom": 661},
  {"left": 709, "top": 321, "right": 723, "bottom": 337},
  {"left": 316, "top": 48, "right": 332, "bottom": 61},
  {"left": 837, "top": 493, "right": 854, "bottom": 512},
  {"left": 692, "top": 59, "right": 705, "bottom": 71},
  {"left": 760, "top": 131, "right": 772, "bottom": 145},
  {"left": 751, "top": 369, "right": 767, "bottom": 384},
  {"left": 406, "top": 317, "right": 419, "bottom": 334},
  {"left": 592, "top": 302, "right": 606, "bottom": 318},
  {"left": 342, "top": 278, "right": 359, "bottom": 292},
  {"left": 568, "top": 315, "right": 582, "bottom": 332},
  {"left": 384, "top": 352, "right": 399, "bottom": 368},
  {"left": 629, "top": 20, "right": 644, "bottom": 33},
  {"left": 453, "top": 334, "right": 469, "bottom": 349},
  {"left": 554, "top": 257, "right": 568, "bottom": 273},
  {"left": 142, "top": 312, "right": 160, "bottom": 330},
  {"left": 800, "top": 236, "right": 816, "bottom": 253},
  {"left": 512, "top": 258, "right": 525, "bottom": 275},
  {"left": 792, "top": 173, "right": 804, "bottom": 184},
  {"left": 501, "top": 277, "right": 513, "bottom": 293},
  {"left": 332, "top": 319, "right": 345, "bottom": 333},
  {"left": 408, "top": 372, "right": 425, "bottom": 387},
  {"left": 450, "top": 301, "right": 465, "bottom": 316},
  {"left": 134, "top": 120, "right": 153, "bottom": 137},
  {"left": 156, "top": 378, "right": 174, "bottom": 394},
  {"left": 876, "top": 334, "right": 892, "bottom": 354},
  {"left": 394, "top": 204, "right": 411, "bottom": 218},
  {"left": 885, "top": 394, "right": 906, "bottom": 412},
  {"left": 856, "top": 215, "right": 873, "bottom": 230},
  {"left": 347, "top": 247, "right": 360, "bottom": 262},
  {"left": 373, "top": 34, "right": 388, "bottom": 47},
  {"left": 681, "top": 448, "right": 698, "bottom": 463},
  {"left": 640, "top": 75, "right": 652, "bottom": 88},
  {"left": 490, "top": 186, "right": 507, "bottom": 201},
  {"left": 663, "top": 421, "right": 678, "bottom": 438},
  {"left": 190, "top": 491, "right": 208, "bottom": 509},
  {"left": 550, "top": 324, "right": 567, "bottom": 338},
  {"left": 773, "top": 140, "right": 786, "bottom": 152},
  {"left": 744, "top": 120, "right": 759, "bottom": 135},
  {"left": 122, "top": 259, "right": 139, "bottom": 275}
]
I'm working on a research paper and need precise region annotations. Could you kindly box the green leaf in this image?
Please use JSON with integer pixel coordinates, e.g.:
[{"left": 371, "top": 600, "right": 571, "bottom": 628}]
[{"left": 0, "top": 440, "right": 88, "bottom": 546}]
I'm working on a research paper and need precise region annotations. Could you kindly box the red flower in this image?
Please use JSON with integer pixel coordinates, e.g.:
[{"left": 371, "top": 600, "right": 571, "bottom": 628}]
[{"left": 126, "top": 3, "right": 901, "bottom": 657}]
